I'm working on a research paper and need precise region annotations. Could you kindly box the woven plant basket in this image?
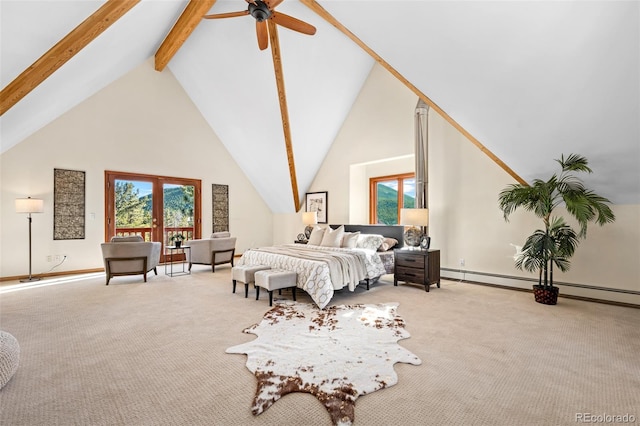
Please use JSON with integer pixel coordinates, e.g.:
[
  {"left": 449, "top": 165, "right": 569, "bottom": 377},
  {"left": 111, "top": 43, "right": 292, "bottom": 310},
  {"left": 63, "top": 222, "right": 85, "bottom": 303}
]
[{"left": 533, "top": 285, "right": 559, "bottom": 305}]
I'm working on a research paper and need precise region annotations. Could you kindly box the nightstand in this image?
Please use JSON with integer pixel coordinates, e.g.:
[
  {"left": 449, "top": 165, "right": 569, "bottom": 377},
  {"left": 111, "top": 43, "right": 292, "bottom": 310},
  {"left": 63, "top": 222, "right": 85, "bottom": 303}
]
[{"left": 394, "top": 248, "right": 440, "bottom": 292}]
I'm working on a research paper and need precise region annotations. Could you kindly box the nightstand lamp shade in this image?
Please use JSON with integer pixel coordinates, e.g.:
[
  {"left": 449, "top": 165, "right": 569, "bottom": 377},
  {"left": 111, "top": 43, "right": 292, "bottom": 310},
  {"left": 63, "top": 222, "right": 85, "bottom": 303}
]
[
  {"left": 302, "top": 211, "right": 318, "bottom": 239},
  {"left": 400, "top": 208, "right": 428, "bottom": 247}
]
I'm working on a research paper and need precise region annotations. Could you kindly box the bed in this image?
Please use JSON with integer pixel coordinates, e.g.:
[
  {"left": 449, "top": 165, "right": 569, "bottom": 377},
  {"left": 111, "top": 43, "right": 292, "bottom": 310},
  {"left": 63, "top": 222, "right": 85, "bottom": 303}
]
[{"left": 236, "top": 224, "right": 404, "bottom": 309}]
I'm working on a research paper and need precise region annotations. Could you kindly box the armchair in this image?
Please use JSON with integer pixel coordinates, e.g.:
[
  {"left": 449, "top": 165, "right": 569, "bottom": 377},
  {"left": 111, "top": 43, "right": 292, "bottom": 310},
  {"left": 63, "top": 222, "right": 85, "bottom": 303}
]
[
  {"left": 188, "top": 232, "right": 237, "bottom": 272},
  {"left": 100, "top": 236, "right": 161, "bottom": 285}
]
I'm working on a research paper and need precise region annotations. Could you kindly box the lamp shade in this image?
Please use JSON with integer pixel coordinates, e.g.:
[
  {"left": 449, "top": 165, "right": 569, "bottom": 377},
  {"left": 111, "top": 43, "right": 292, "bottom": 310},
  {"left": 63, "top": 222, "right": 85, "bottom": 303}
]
[
  {"left": 400, "top": 208, "right": 428, "bottom": 226},
  {"left": 15, "top": 197, "right": 44, "bottom": 214},
  {"left": 302, "top": 211, "right": 318, "bottom": 225}
]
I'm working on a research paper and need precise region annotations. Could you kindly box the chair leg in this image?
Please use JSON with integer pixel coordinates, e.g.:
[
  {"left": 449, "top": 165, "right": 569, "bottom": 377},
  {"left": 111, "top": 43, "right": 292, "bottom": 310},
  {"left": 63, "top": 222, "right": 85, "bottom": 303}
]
[
  {"left": 188, "top": 263, "right": 193, "bottom": 271},
  {"left": 153, "top": 267, "right": 158, "bottom": 276},
  {"left": 269, "top": 291, "right": 274, "bottom": 306},
  {"left": 244, "top": 283, "right": 249, "bottom": 298},
  {"left": 256, "top": 287, "right": 260, "bottom": 300},
  {"left": 292, "top": 287, "right": 296, "bottom": 301},
  {"left": 143, "top": 272, "right": 147, "bottom": 283},
  {"left": 232, "top": 279, "right": 237, "bottom": 293}
]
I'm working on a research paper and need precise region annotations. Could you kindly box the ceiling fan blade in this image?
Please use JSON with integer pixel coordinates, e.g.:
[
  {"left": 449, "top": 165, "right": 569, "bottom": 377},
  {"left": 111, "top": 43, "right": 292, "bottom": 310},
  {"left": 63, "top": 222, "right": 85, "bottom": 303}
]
[
  {"left": 264, "top": 0, "right": 284, "bottom": 8},
  {"left": 256, "top": 20, "right": 269, "bottom": 50},
  {"left": 271, "top": 12, "right": 316, "bottom": 36},
  {"left": 203, "top": 10, "right": 249, "bottom": 20}
]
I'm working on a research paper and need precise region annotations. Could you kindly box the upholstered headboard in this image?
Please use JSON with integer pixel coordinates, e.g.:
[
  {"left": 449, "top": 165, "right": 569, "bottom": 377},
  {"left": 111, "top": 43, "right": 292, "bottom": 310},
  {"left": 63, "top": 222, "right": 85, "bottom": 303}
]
[{"left": 329, "top": 224, "right": 404, "bottom": 249}]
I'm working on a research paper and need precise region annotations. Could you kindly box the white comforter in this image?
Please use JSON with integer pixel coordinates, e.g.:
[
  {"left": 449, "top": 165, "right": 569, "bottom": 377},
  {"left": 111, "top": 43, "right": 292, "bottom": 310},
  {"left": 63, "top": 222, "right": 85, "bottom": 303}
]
[{"left": 237, "top": 244, "right": 386, "bottom": 309}]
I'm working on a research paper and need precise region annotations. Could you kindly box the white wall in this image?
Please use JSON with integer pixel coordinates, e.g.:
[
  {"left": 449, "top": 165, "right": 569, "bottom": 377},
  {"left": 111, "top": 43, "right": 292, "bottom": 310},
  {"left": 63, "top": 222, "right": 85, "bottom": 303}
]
[
  {"left": 290, "top": 63, "right": 640, "bottom": 305},
  {"left": 0, "top": 59, "right": 273, "bottom": 278}
]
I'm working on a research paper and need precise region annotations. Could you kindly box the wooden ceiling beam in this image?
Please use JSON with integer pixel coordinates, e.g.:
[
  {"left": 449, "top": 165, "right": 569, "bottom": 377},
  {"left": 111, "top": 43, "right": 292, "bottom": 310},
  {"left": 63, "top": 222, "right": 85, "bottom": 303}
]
[
  {"left": 300, "top": 0, "right": 527, "bottom": 186},
  {"left": 268, "top": 20, "right": 301, "bottom": 212},
  {"left": 154, "top": 0, "right": 218, "bottom": 72},
  {"left": 0, "top": 0, "right": 140, "bottom": 116}
]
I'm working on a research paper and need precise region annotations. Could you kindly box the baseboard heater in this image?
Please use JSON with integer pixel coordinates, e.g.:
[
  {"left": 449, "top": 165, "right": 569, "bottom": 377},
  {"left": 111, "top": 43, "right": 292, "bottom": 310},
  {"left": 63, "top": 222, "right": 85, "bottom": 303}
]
[{"left": 440, "top": 268, "right": 640, "bottom": 307}]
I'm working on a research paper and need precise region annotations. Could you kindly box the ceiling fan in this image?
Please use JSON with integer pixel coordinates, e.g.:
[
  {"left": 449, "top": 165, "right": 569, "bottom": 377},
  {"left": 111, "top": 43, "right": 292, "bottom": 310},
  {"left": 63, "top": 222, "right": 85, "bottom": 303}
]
[
  {"left": 203, "top": 0, "right": 316, "bottom": 50},
  {"left": 202, "top": 0, "right": 317, "bottom": 212}
]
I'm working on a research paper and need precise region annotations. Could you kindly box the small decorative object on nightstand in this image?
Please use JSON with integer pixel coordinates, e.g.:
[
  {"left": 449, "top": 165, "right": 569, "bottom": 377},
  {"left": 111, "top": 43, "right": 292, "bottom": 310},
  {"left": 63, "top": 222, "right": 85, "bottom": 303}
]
[{"left": 394, "top": 248, "right": 440, "bottom": 292}]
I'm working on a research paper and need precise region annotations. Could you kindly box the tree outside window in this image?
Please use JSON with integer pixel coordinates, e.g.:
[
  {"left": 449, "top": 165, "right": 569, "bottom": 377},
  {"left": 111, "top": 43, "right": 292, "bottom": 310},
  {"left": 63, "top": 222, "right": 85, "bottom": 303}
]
[{"left": 370, "top": 173, "right": 415, "bottom": 225}]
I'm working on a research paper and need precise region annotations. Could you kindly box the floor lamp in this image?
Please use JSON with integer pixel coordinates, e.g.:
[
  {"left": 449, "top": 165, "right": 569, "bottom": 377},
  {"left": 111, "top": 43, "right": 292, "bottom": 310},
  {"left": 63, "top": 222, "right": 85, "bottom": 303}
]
[{"left": 16, "top": 197, "right": 44, "bottom": 282}]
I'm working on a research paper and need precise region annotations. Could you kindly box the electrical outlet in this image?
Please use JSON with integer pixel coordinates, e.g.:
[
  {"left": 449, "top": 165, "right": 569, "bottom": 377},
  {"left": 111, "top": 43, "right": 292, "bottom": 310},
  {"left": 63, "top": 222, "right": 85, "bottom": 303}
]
[
  {"left": 47, "top": 255, "right": 53, "bottom": 262},
  {"left": 54, "top": 255, "right": 61, "bottom": 262},
  {"left": 459, "top": 258, "right": 465, "bottom": 267}
]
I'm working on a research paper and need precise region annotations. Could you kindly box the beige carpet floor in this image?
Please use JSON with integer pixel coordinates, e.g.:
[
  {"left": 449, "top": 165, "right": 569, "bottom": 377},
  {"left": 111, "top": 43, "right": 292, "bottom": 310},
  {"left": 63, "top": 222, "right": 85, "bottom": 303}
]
[{"left": 0, "top": 266, "right": 638, "bottom": 426}]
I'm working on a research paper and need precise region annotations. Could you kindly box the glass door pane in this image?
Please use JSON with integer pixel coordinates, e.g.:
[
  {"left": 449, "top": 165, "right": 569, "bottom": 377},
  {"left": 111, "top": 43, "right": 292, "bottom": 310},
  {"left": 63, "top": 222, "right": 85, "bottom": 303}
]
[
  {"left": 163, "top": 183, "right": 195, "bottom": 247},
  {"left": 376, "top": 180, "right": 398, "bottom": 225},
  {"left": 114, "top": 179, "right": 153, "bottom": 241}
]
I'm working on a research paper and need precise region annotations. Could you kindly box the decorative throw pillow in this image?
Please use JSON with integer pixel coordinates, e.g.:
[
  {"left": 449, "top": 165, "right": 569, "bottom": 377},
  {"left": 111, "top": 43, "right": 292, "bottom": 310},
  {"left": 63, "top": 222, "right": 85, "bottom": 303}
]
[
  {"left": 320, "top": 225, "right": 344, "bottom": 248},
  {"left": 341, "top": 231, "right": 360, "bottom": 248},
  {"left": 378, "top": 237, "right": 399, "bottom": 252},
  {"left": 356, "top": 234, "right": 385, "bottom": 251},
  {"left": 307, "top": 226, "right": 326, "bottom": 246}
]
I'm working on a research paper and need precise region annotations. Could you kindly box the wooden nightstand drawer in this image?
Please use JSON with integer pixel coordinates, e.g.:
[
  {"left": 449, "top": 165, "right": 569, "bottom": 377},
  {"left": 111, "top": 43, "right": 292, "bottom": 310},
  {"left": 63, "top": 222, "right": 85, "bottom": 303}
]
[
  {"left": 396, "top": 254, "right": 425, "bottom": 268},
  {"left": 395, "top": 266, "right": 425, "bottom": 283}
]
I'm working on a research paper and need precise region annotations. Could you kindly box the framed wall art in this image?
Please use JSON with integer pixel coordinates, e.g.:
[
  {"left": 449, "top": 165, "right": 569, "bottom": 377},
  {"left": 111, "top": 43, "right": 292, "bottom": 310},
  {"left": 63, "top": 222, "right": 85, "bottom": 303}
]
[
  {"left": 53, "top": 168, "right": 85, "bottom": 240},
  {"left": 305, "top": 191, "right": 328, "bottom": 224},
  {"left": 212, "top": 184, "right": 229, "bottom": 233}
]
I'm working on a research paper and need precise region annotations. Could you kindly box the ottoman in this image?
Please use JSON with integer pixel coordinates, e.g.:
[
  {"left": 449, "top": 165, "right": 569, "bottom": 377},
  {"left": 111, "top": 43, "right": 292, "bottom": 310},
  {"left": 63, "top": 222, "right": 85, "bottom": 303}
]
[
  {"left": 232, "top": 265, "right": 271, "bottom": 298},
  {"left": 0, "top": 331, "right": 20, "bottom": 389},
  {"left": 254, "top": 269, "right": 297, "bottom": 306}
]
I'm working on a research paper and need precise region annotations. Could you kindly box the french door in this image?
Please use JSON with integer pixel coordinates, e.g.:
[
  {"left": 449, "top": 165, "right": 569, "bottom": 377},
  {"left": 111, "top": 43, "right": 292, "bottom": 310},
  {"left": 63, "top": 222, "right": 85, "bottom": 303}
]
[{"left": 105, "top": 171, "right": 202, "bottom": 262}]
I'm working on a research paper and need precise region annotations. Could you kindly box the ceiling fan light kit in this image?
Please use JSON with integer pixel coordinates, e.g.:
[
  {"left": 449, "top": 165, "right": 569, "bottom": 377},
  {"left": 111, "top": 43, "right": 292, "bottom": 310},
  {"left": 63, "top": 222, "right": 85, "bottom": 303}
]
[{"left": 249, "top": 1, "right": 272, "bottom": 22}]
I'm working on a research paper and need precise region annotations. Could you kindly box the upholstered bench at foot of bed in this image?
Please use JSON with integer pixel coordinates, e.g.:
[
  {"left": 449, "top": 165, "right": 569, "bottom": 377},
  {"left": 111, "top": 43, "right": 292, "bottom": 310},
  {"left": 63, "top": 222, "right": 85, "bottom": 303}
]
[
  {"left": 255, "top": 269, "right": 297, "bottom": 306},
  {"left": 232, "top": 265, "right": 271, "bottom": 298}
]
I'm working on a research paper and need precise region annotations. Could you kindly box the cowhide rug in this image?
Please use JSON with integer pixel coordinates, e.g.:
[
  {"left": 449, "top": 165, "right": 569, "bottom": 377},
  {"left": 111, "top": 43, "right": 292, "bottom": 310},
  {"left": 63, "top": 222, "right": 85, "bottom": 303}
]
[{"left": 226, "top": 302, "right": 421, "bottom": 426}]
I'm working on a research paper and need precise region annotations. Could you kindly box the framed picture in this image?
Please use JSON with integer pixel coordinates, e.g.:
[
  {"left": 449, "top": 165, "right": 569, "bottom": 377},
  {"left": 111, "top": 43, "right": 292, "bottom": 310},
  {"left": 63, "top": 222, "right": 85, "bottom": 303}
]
[{"left": 305, "top": 191, "right": 328, "bottom": 224}]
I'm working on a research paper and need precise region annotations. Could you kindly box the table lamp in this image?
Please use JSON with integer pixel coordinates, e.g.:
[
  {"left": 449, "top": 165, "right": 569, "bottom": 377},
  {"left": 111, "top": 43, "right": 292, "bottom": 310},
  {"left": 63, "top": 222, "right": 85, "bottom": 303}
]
[{"left": 400, "top": 208, "right": 429, "bottom": 248}]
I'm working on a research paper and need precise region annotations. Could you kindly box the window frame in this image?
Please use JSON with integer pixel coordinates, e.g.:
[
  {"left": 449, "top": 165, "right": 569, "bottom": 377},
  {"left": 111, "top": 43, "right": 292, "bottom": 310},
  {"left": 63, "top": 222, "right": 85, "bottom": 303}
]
[{"left": 369, "top": 172, "right": 416, "bottom": 225}]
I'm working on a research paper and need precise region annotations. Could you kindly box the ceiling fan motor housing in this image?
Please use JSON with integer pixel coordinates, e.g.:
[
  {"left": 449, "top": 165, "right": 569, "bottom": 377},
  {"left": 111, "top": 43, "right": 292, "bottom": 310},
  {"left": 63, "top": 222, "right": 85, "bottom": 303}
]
[{"left": 249, "top": 1, "right": 272, "bottom": 22}]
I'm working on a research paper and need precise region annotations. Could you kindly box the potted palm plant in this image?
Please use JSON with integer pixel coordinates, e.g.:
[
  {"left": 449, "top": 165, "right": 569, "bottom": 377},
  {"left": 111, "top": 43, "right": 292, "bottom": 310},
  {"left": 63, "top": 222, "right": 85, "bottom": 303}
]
[{"left": 498, "top": 154, "right": 615, "bottom": 304}]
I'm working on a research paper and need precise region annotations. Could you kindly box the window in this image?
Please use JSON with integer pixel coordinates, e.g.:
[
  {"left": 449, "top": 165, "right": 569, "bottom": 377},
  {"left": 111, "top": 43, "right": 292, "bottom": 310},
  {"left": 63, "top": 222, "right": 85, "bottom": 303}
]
[{"left": 369, "top": 173, "right": 415, "bottom": 224}]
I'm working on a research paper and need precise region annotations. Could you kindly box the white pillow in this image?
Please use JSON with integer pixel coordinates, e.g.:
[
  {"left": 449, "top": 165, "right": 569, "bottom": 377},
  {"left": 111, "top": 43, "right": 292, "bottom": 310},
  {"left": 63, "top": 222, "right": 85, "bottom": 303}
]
[
  {"left": 307, "top": 226, "right": 326, "bottom": 246},
  {"left": 356, "top": 234, "right": 385, "bottom": 251},
  {"left": 320, "top": 225, "right": 344, "bottom": 247},
  {"left": 341, "top": 231, "right": 360, "bottom": 248}
]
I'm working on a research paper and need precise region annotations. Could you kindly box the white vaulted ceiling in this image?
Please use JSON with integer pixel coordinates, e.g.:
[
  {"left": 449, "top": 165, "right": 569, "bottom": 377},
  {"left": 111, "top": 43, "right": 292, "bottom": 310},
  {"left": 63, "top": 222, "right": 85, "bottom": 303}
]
[{"left": 1, "top": 0, "right": 638, "bottom": 212}]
